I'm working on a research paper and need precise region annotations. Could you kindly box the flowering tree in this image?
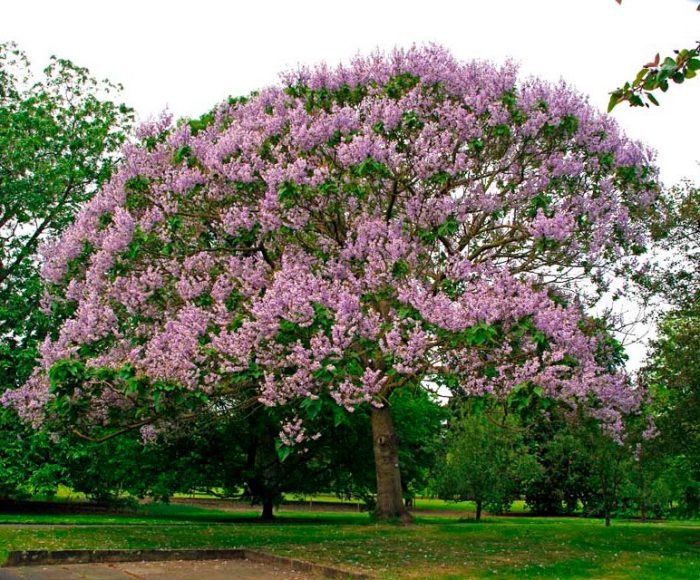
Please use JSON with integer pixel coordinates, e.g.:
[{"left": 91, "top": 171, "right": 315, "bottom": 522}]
[{"left": 4, "top": 46, "right": 658, "bottom": 520}]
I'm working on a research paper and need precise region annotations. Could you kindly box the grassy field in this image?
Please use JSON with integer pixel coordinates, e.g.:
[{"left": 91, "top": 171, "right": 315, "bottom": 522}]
[{"left": 2, "top": 502, "right": 699, "bottom": 578}]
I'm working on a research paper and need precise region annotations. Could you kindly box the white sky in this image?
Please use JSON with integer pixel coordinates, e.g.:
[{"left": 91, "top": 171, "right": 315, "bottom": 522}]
[
  {"left": 2, "top": 0, "right": 698, "bottom": 368},
  {"left": 3, "top": 0, "right": 698, "bottom": 184}
]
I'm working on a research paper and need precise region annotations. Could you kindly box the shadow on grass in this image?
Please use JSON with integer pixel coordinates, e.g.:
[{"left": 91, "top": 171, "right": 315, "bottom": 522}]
[
  {"left": 6, "top": 499, "right": 678, "bottom": 529},
  {"left": 0, "top": 500, "right": 376, "bottom": 527}
]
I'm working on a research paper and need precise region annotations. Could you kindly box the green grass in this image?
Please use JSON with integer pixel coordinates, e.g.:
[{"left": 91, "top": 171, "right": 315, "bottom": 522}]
[{"left": 1, "top": 503, "right": 699, "bottom": 578}]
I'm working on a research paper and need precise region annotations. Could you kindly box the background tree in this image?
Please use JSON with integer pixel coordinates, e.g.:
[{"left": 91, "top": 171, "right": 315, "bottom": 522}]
[
  {"left": 579, "top": 421, "right": 627, "bottom": 527},
  {"left": 435, "top": 409, "right": 540, "bottom": 521},
  {"left": 635, "top": 183, "right": 699, "bottom": 310},
  {"left": 0, "top": 42, "right": 133, "bottom": 498},
  {"left": 637, "top": 306, "right": 700, "bottom": 517},
  {"left": 5, "top": 46, "right": 658, "bottom": 521},
  {"left": 630, "top": 182, "right": 700, "bottom": 517},
  {"left": 390, "top": 388, "right": 447, "bottom": 507},
  {"left": 524, "top": 426, "right": 593, "bottom": 516}
]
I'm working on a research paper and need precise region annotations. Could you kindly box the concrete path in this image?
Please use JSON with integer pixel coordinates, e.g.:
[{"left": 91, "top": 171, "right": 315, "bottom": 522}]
[{"left": 0, "top": 560, "right": 315, "bottom": 579}]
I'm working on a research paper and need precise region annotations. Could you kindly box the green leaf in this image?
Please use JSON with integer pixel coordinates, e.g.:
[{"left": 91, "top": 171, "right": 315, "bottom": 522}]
[
  {"left": 468, "top": 138, "right": 485, "bottom": 152},
  {"left": 642, "top": 74, "right": 658, "bottom": 91},
  {"left": 332, "top": 404, "right": 346, "bottom": 427},
  {"left": 301, "top": 397, "right": 322, "bottom": 419},
  {"left": 278, "top": 181, "right": 298, "bottom": 203},
  {"left": 687, "top": 58, "right": 700, "bottom": 72},
  {"left": 483, "top": 365, "right": 498, "bottom": 379},
  {"left": 437, "top": 215, "right": 459, "bottom": 237},
  {"left": 662, "top": 56, "right": 677, "bottom": 69},
  {"left": 392, "top": 259, "right": 410, "bottom": 278},
  {"left": 173, "top": 145, "right": 192, "bottom": 164},
  {"left": 124, "top": 175, "right": 150, "bottom": 194},
  {"left": 275, "top": 439, "right": 293, "bottom": 462},
  {"left": 559, "top": 114, "right": 579, "bottom": 134}
]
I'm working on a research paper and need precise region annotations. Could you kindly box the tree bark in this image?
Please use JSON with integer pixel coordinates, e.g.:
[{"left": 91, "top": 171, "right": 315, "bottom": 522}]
[
  {"left": 476, "top": 500, "right": 483, "bottom": 522},
  {"left": 370, "top": 404, "right": 411, "bottom": 522},
  {"left": 261, "top": 497, "right": 275, "bottom": 521}
]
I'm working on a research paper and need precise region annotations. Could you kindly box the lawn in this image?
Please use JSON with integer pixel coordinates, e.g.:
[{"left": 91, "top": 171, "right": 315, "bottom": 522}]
[{"left": 1, "top": 503, "right": 698, "bottom": 578}]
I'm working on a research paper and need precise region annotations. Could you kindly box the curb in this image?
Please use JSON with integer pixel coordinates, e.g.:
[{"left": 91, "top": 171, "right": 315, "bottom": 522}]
[{"left": 2, "top": 548, "right": 370, "bottom": 579}]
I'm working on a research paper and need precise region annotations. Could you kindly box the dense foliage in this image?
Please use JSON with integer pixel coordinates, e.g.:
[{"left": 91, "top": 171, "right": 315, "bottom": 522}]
[
  {"left": 636, "top": 208, "right": 700, "bottom": 516},
  {"left": 435, "top": 408, "right": 540, "bottom": 520}
]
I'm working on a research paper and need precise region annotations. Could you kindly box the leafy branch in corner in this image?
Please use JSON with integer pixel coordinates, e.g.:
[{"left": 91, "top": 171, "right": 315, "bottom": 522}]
[{"left": 609, "top": 0, "right": 699, "bottom": 111}]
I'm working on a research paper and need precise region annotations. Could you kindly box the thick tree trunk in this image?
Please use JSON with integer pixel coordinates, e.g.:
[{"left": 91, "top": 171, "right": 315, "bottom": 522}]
[
  {"left": 370, "top": 404, "right": 411, "bottom": 522},
  {"left": 476, "top": 500, "right": 483, "bottom": 522}
]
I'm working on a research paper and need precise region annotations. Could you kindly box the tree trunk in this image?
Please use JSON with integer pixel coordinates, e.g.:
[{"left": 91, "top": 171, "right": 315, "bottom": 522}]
[
  {"left": 247, "top": 416, "right": 282, "bottom": 521},
  {"left": 261, "top": 497, "right": 275, "bottom": 521},
  {"left": 371, "top": 404, "right": 411, "bottom": 522},
  {"left": 602, "top": 471, "right": 611, "bottom": 527},
  {"left": 476, "top": 500, "right": 483, "bottom": 522},
  {"left": 639, "top": 467, "right": 647, "bottom": 522}
]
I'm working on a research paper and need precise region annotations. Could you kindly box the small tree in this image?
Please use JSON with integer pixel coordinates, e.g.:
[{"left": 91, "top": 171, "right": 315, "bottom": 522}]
[
  {"left": 436, "top": 411, "right": 540, "bottom": 521},
  {"left": 580, "top": 422, "right": 627, "bottom": 527},
  {"left": 524, "top": 428, "right": 594, "bottom": 516}
]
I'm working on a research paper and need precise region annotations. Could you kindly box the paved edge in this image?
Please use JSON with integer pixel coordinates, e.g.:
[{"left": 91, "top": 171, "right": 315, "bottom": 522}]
[
  {"left": 2, "top": 549, "right": 370, "bottom": 579},
  {"left": 3, "top": 549, "right": 246, "bottom": 567}
]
